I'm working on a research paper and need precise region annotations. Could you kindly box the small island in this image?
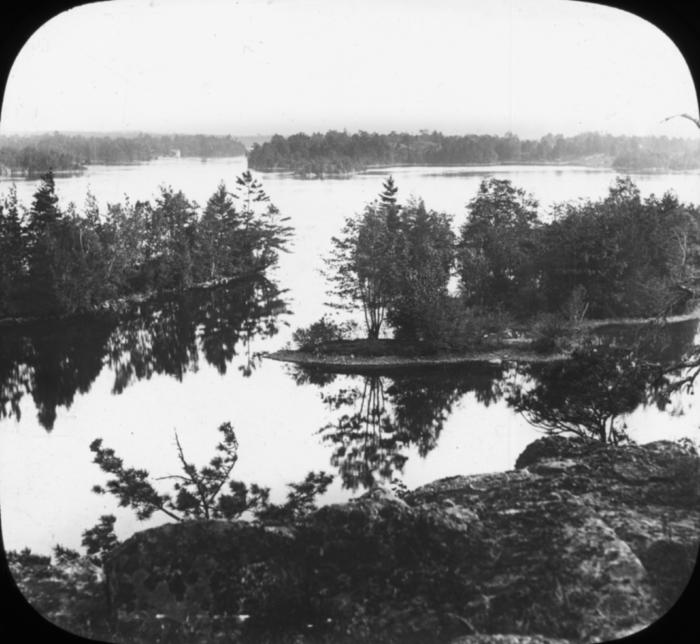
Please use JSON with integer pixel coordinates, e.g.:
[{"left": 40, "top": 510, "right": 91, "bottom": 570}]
[
  {"left": 0, "top": 170, "right": 291, "bottom": 322},
  {"left": 267, "top": 175, "right": 700, "bottom": 371}
]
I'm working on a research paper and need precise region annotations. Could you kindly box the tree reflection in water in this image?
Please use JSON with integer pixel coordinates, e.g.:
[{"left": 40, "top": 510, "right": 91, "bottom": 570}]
[
  {"left": 0, "top": 317, "right": 115, "bottom": 429},
  {"left": 291, "top": 364, "right": 509, "bottom": 490},
  {"left": 0, "top": 278, "right": 288, "bottom": 430},
  {"left": 289, "top": 318, "right": 700, "bottom": 487},
  {"left": 508, "top": 319, "right": 700, "bottom": 444}
]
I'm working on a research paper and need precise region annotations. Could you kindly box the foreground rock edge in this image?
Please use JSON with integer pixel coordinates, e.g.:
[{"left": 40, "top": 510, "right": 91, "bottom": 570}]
[{"left": 93, "top": 436, "right": 700, "bottom": 643}]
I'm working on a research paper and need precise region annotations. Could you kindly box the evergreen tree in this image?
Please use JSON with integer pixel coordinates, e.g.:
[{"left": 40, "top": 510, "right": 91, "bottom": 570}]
[
  {"left": 146, "top": 187, "right": 197, "bottom": 290},
  {"left": 0, "top": 186, "right": 26, "bottom": 316},
  {"left": 194, "top": 182, "right": 247, "bottom": 281},
  {"left": 379, "top": 175, "right": 398, "bottom": 210},
  {"left": 232, "top": 171, "right": 292, "bottom": 273},
  {"left": 27, "top": 171, "right": 61, "bottom": 234},
  {"left": 24, "top": 172, "right": 64, "bottom": 313}
]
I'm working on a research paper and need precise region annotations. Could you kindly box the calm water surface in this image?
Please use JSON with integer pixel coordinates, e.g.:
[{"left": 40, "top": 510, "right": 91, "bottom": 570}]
[{"left": 1, "top": 158, "right": 699, "bottom": 554}]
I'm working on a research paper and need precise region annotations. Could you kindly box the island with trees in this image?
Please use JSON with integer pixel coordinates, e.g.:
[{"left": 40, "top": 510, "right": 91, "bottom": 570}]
[
  {"left": 0, "top": 170, "right": 291, "bottom": 322},
  {"left": 269, "top": 174, "right": 700, "bottom": 370},
  {"left": 248, "top": 129, "right": 700, "bottom": 177},
  {"left": 0, "top": 132, "right": 247, "bottom": 176}
]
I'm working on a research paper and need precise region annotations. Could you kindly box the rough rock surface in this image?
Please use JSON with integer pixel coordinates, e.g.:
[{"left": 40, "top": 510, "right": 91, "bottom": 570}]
[{"left": 105, "top": 437, "right": 700, "bottom": 643}]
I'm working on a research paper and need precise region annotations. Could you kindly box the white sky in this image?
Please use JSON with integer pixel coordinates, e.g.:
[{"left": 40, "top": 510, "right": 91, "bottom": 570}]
[{"left": 0, "top": 0, "right": 698, "bottom": 138}]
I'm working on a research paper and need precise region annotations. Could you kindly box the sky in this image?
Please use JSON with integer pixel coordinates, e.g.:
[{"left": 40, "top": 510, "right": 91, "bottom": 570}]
[{"left": 0, "top": 0, "right": 698, "bottom": 139}]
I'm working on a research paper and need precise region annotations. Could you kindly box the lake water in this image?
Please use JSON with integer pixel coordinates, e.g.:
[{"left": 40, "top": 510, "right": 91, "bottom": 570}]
[{"left": 1, "top": 158, "right": 700, "bottom": 555}]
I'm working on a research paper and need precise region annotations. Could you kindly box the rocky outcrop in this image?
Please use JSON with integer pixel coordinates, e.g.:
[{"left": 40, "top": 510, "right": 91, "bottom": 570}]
[{"left": 104, "top": 436, "right": 700, "bottom": 643}]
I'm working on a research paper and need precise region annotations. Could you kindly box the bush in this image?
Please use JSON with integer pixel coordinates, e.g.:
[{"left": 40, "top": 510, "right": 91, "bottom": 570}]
[
  {"left": 427, "top": 297, "right": 515, "bottom": 351},
  {"left": 530, "top": 313, "right": 577, "bottom": 354},
  {"left": 292, "top": 315, "right": 356, "bottom": 351}
]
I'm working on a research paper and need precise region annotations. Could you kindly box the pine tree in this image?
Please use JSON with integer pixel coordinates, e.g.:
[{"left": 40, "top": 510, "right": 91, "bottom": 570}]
[
  {"left": 232, "top": 171, "right": 292, "bottom": 272},
  {"left": 379, "top": 175, "right": 398, "bottom": 210},
  {"left": 27, "top": 171, "right": 61, "bottom": 234},
  {"left": 24, "top": 172, "right": 64, "bottom": 313},
  {"left": 0, "top": 185, "right": 26, "bottom": 316}
]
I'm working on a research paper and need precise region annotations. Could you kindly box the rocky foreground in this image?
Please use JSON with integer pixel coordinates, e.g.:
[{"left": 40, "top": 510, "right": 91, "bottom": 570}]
[
  {"left": 7, "top": 436, "right": 700, "bottom": 643},
  {"left": 96, "top": 436, "right": 700, "bottom": 644}
]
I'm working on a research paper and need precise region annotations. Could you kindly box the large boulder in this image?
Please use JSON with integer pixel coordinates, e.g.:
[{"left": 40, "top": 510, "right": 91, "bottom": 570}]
[{"left": 104, "top": 437, "right": 700, "bottom": 643}]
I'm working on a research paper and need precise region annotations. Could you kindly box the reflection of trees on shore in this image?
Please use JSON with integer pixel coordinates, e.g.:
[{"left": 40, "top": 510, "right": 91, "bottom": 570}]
[
  {"left": 107, "top": 278, "right": 286, "bottom": 392},
  {"left": 507, "top": 320, "right": 699, "bottom": 444},
  {"left": 321, "top": 376, "right": 404, "bottom": 490},
  {"left": 0, "top": 278, "right": 287, "bottom": 430},
  {"left": 507, "top": 348, "right": 661, "bottom": 444},
  {"left": 292, "top": 365, "right": 508, "bottom": 490},
  {"left": 0, "top": 317, "right": 115, "bottom": 429}
]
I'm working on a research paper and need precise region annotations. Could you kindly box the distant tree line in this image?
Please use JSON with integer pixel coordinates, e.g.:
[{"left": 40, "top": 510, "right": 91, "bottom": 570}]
[
  {"left": 0, "top": 133, "right": 246, "bottom": 175},
  {"left": 324, "top": 176, "right": 700, "bottom": 349},
  {"left": 0, "top": 171, "right": 291, "bottom": 318},
  {"left": 248, "top": 130, "right": 700, "bottom": 176}
]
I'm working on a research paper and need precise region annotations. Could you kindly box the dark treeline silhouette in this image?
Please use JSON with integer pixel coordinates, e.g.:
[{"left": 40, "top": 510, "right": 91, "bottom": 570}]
[
  {"left": 248, "top": 130, "right": 700, "bottom": 176},
  {"left": 0, "top": 170, "right": 292, "bottom": 318},
  {"left": 0, "top": 132, "right": 246, "bottom": 175},
  {"left": 0, "top": 277, "right": 287, "bottom": 430}
]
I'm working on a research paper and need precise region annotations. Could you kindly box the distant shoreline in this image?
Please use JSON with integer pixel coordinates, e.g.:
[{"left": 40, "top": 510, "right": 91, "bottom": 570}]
[
  {"left": 252, "top": 159, "right": 700, "bottom": 178},
  {"left": 0, "top": 153, "right": 247, "bottom": 180}
]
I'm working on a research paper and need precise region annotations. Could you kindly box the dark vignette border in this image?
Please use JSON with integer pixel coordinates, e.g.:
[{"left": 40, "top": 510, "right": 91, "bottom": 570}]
[{"left": 0, "top": 1, "right": 698, "bottom": 643}]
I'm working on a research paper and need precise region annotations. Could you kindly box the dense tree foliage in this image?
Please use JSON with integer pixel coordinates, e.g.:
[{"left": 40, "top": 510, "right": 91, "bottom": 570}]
[
  {"left": 538, "top": 178, "right": 700, "bottom": 318},
  {"left": 0, "top": 171, "right": 291, "bottom": 318},
  {"left": 457, "top": 177, "right": 700, "bottom": 322},
  {"left": 324, "top": 174, "right": 699, "bottom": 349},
  {"left": 458, "top": 178, "right": 541, "bottom": 315},
  {"left": 248, "top": 130, "right": 700, "bottom": 176},
  {"left": 325, "top": 176, "right": 454, "bottom": 341},
  {"left": 0, "top": 132, "right": 246, "bottom": 175}
]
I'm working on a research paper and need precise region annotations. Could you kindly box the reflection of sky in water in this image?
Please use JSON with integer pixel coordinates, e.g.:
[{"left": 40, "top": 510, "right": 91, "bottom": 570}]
[{"left": 1, "top": 159, "right": 699, "bottom": 555}]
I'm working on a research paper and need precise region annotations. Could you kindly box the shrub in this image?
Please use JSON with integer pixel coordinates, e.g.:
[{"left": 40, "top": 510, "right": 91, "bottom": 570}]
[
  {"left": 428, "top": 298, "right": 515, "bottom": 351},
  {"left": 292, "top": 315, "right": 356, "bottom": 351}
]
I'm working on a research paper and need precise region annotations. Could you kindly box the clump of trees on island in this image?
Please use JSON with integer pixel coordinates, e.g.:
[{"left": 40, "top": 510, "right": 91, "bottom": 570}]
[
  {"left": 309, "top": 175, "right": 700, "bottom": 354},
  {"left": 0, "top": 132, "right": 246, "bottom": 176},
  {"left": 0, "top": 171, "right": 292, "bottom": 318},
  {"left": 248, "top": 130, "right": 700, "bottom": 177}
]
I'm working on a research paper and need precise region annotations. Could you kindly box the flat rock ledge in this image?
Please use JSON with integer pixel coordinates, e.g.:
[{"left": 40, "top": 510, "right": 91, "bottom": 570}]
[
  {"left": 264, "top": 347, "right": 565, "bottom": 372},
  {"left": 105, "top": 436, "right": 700, "bottom": 643}
]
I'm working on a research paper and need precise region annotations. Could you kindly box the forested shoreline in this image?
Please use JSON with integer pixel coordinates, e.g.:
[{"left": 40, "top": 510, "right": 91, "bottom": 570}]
[
  {"left": 0, "top": 133, "right": 246, "bottom": 176},
  {"left": 248, "top": 130, "right": 700, "bottom": 177},
  {"left": 0, "top": 171, "right": 291, "bottom": 320},
  {"left": 290, "top": 175, "right": 700, "bottom": 358}
]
